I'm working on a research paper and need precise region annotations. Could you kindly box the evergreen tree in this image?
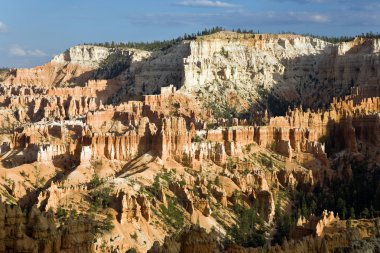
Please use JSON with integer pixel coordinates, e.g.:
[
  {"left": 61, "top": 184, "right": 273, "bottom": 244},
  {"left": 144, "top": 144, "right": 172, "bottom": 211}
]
[
  {"left": 273, "top": 201, "right": 294, "bottom": 245},
  {"left": 228, "top": 206, "right": 266, "bottom": 248},
  {"left": 361, "top": 208, "right": 369, "bottom": 219},
  {"left": 349, "top": 207, "right": 356, "bottom": 219}
]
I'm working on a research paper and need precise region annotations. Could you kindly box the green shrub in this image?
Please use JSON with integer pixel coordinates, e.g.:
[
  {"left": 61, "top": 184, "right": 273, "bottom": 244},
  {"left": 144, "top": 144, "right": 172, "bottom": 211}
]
[
  {"left": 192, "top": 135, "right": 203, "bottom": 143},
  {"left": 89, "top": 186, "right": 113, "bottom": 212},
  {"left": 89, "top": 174, "right": 103, "bottom": 189},
  {"left": 56, "top": 206, "right": 68, "bottom": 219}
]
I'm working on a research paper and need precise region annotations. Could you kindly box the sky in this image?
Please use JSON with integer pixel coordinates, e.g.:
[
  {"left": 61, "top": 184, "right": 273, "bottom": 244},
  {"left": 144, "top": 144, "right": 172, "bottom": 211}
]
[{"left": 0, "top": 0, "right": 379, "bottom": 68}]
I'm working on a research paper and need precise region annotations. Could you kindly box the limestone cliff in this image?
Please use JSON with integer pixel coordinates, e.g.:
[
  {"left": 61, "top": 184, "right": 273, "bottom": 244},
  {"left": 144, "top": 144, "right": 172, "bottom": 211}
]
[{"left": 181, "top": 32, "right": 380, "bottom": 114}]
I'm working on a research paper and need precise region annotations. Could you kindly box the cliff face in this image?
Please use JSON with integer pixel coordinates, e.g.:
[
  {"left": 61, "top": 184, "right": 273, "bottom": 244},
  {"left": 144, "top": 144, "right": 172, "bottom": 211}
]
[
  {"left": 5, "top": 32, "right": 380, "bottom": 114},
  {"left": 124, "top": 43, "right": 190, "bottom": 96},
  {"left": 52, "top": 45, "right": 113, "bottom": 68},
  {"left": 4, "top": 63, "right": 94, "bottom": 88},
  {"left": 182, "top": 33, "right": 329, "bottom": 110},
  {"left": 3, "top": 46, "right": 109, "bottom": 88},
  {"left": 4, "top": 45, "right": 150, "bottom": 89},
  {"left": 181, "top": 32, "right": 380, "bottom": 113}
]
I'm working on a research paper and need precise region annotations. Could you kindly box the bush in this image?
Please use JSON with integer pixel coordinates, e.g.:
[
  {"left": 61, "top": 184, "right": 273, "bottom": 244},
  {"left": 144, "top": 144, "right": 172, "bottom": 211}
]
[
  {"left": 89, "top": 186, "right": 113, "bottom": 212},
  {"left": 360, "top": 208, "right": 370, "bottom": 219},
  {"left": 260, "top": 154, "right": 273, "bottom": 169},
  {"left": 192, "top": 135, "right": 203, "bottom": 143},
  {"left": 56, "top": 206, "right": 68, "bottom": 219},
  {"left": 151, "top": 174, "right": 161, "bottom": 197},
  {"left": 89, "top": 174, "right": 103, "bottom": 189},
  {"left": 103, "top": 212, "right": 115, "bottom": 231},
  {"left": 130, "top": 232, "right": 138, "bottom": 241}
]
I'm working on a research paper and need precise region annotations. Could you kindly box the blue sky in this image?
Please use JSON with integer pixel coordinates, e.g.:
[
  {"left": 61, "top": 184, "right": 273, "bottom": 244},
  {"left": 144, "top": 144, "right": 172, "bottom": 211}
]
[{"left": 1, "top": 0, "right": 379, "bottom": 68}]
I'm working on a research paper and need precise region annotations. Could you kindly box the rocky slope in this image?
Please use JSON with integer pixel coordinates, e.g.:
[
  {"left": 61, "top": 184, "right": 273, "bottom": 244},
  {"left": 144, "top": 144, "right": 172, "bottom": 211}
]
[
  {"left": 0, "top": 31, "right": 379, "bottom": 252},
  {"left": 0, "top": 82, "right": 377, "bottom": 251},
  {"left": 181, "top": 32, "right": 380, "bottom": 114},
  {"left": 149, "top": 217, "right": 380, "bottom": 253},
  {"left": 159, "top": 219, "right": 380, "bottom": 253}
]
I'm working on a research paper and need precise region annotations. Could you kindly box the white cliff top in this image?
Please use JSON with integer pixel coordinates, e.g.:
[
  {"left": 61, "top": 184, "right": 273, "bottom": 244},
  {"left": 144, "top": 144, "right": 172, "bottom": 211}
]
[{"left": 51, "top": 45, "right": 112, "bottom": 68}]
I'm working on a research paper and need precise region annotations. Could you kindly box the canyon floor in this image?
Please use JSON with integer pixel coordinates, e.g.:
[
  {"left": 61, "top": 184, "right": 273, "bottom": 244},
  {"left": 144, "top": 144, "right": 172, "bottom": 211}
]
[{"left": 0, "top": 31, "right": 379, "bottom": 253}]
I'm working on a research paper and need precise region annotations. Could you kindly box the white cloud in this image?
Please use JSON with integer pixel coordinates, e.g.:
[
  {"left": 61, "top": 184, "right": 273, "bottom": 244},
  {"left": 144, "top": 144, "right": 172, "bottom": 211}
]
[
  {"left": 310, "top": 14, "right": 330, "bottom": 23},
  {"left": 270, "top": 0, "right": 352, "bottom": 3},
  {"left": 287, "top": 12, "right": 330, "bottom": 23},
  {"left": 178, "top": 0, "right": 237, "bottom": 8},
  {"left": 0, "top": 22, "right": 7, "bottom": 33},
  {"left": 9, "top": 45, "right": 47, "bottom": 57}
]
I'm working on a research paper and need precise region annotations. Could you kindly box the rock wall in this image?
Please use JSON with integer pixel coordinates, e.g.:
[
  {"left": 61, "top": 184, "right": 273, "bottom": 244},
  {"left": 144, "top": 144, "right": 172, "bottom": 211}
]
[
  {"left": 4, "top": 32, "right": 380, "bottom": 115},
  {"left": 181, "top": 32, "right": 380, "bottom": 113}
]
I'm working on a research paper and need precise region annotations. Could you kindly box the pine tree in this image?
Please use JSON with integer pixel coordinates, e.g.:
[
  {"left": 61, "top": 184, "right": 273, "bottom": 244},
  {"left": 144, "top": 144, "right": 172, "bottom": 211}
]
[
  {"left": 361, "top": 208, "right": 369, "bottom": 219},
  {"left": 349, "top": 207, "right": 356, "bottom": 219},
  {"left": 228, "top": 206, "right": 265, "bottom": 248},
  {"left": 273, "top": 201, "right": 293, "bottom": 245}
]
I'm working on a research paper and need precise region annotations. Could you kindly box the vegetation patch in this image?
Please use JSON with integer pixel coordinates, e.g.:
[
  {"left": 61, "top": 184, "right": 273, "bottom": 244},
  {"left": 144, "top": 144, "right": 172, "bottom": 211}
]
[
  {"left": 86, "top": 27, "right": 226, "bottom": 51},
  {"left": 226, "top": 204, "right": 266, "bottom": 248},
  {"left": 160, "top": 198, "right": 185, "bottom": 230}
]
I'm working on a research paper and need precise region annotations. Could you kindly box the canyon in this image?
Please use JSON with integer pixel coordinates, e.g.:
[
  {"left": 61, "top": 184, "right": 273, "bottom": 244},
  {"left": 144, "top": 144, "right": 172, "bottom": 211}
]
[{"left": 0, "top": 31, "right": 379, "bottom": 252}]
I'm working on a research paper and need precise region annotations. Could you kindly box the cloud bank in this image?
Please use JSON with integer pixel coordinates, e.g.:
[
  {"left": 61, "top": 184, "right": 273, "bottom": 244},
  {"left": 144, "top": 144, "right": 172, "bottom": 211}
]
[
  {"left": 9, "top": 45, "right": 47, "bottom": 57},
  {"left": 0, "top": 22, "right": 7, "bottom": 33},
  {"left": 177, "top": 0, "right": 237, "bottom": 8}
]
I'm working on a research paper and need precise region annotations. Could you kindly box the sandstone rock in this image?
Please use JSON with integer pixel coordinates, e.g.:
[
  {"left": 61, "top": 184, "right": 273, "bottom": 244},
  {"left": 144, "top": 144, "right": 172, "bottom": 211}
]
[
  {"left": 137, "top": 195, "right": 151, "bottom": 221},
  {"left": 158, "top": 186, "right": 168, "bottom": 208},
  {"left": 118, "top": 191, "right": 141, "bottom": 223},
  {"left": 37, "top": 182, "right": 87, "bottom": 212},
  {"left": 181, "top": 32, "right": 380, "bottom": 114},
  {"left": 169, "top": 182, "right": 194, "bottom": 214},
  {"left": 211, "top": 186, "right": 228, "bottom": 207}
]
